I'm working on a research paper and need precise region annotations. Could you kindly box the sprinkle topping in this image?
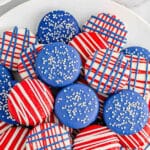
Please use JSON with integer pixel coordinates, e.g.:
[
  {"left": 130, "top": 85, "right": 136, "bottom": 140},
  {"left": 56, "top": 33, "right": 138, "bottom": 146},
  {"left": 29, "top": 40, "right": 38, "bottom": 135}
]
[
  {"left": 37, "top": 10, "right": 80, "bottom": 44},
  {"left": 104, "top": 90, "right": 149, "bottom": 135},
  {"left": 0, "top": 65, "right": 13, "bottom": 85},
  {"left": 0, "top": 82, "right": 18, "bottom": 124},
  {"left": 55, "top": 84, "right": 99, "bottom": 129},
  {"left": 35, "top": 43, "right": 81, "bottom": 87}
]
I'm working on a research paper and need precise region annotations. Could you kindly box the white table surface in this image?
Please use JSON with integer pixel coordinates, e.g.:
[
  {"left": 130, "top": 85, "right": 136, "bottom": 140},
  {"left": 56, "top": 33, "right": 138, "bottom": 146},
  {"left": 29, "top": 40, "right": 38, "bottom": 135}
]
[{"left": 0, "top": 0, "right": 150, "bottom": 23}]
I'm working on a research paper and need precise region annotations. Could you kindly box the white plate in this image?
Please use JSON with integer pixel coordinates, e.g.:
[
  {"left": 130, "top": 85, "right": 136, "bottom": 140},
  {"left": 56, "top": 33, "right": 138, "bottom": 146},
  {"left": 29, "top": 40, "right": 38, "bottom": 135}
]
[{"left": 0, "top": 0, "right": 150, "bottom": 50}]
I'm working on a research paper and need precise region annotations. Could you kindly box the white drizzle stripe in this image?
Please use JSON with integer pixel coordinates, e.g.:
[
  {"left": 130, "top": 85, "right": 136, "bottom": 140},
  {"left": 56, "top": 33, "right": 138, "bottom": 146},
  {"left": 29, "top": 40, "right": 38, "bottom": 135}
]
[
  {"left": 80, "top": 33, "right": 97, "bottom": 52},
  {"left": 14, "top": 128, "right": 29, "bottom": 150},
  {"left": 8, "top": 91, "right": 30, "bottom": 125},
  {"left": 69, "top": 39, "right": 87, "bottom": 60},
  {"left": 27, "top": 79, "right": 49, "bottom": 116},
  {"left": 93, "top": 144, "right": 121, "bottom": 150},
  {"left": 0, "top": 121, "right": 12, "bottom": 134},
  {"left": 79, "top": 141, "right": 120, "bottom": 150},
  {"left": 75, "top": 132, "right": 117, "bottom": 145},
  {"left": 76, "top": 126, "right": 109, "bottom": 136},
  {"left": 69, "top": 32, "right": 108, "bottom": 64},
  {"left": 85, "top": 32, "right": 104, "bottom": 51},
  {"left": 17, "top": 83, "right": 43, "bottom": 123},
  {"left": 74, "top": 126, "right": 120, "bottom": 150},
  {"left": 34, "top": 79, "right": 54, "bottom": 110},
  {"left": 3, "top": 127, "right": 21, "bottom": 149},
  {"left": 95, "top": 32, "right": 108, "bottom": 48},
  {"left": 0, "top": 126, "right": 11, "bottom": 144}
]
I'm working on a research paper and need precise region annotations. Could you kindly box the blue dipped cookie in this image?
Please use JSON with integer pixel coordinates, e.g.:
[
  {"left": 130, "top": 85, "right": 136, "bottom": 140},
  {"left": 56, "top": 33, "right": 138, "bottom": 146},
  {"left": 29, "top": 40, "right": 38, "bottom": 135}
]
[
  {"left": 103, "top": 90, "right": 149, "bottom": 135},
  {"left": 122, "top": 46, "right": 150, "bottom": 61},
  {"left": 37, "top": 10, "right": 80, "bottom": 44},
  {"left": 35, "top": 42, "right": 81, "bottom": 87},
  {"left": 54, "top": 83, "right": 99, "bottom": 129}
]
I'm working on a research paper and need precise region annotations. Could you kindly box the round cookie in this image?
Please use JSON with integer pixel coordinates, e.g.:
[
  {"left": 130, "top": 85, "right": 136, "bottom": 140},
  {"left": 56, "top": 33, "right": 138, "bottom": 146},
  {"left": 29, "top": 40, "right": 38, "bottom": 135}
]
[
  {"left": 103, "top": 90, "right": 149, "bottom": 135},
  {"left": 7, "top": 79, "right": 54, "bottom": 126},
  {"left": 35, "top": 42, "right": 81, "bottom": 87},
  {"left": 69, "top": 32, "right": 109, "bottom": 65},
  {"left": 0, "top": 126, "right": 30, "bottom": 149},
  {"left": 25, "top": 123, "right": 72, "bottom": 150},
  {"left": 73, "top": 125, "right": 121, "bottom": 150},
  {"left": 0, "top": 121, "right": 12, "bottom": 135},
  {"left": 37, "top": 10, "right": 80, "bottom": 44},
  {"left": 84, "top": 50, "right": 130, "bottom": 94},
  {"left": 117, "top": 114, "right": 150, "bottom": 149},
  {"left": 0, "top": 26, "right": 37, "bottom": 70},
  {"left": 82, "top": 13, "right": 128, "bottom": 52},
  {"left": 54, "top": 83, "right": 99, "bottom": 129},
  {"left": 18, "top": 44, "right": 43, "bottom": 79}
]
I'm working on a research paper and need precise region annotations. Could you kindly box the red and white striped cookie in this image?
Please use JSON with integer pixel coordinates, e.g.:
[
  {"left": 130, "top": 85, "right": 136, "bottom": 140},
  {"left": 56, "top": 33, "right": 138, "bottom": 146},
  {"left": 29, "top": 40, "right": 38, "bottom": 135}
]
[
  {"left": 82, "top": 13, "right": 128, "bottom": 52},
  {"left": 117, "top": 114, "right": 150, "bottom": 149},
  {"left": 0, "top": 120, "right": 12, "bottom": 135},
  {"left": 0, "top": 126, "right": 30, "bottom": 150},
  {"left": 0, "top": 26, "right": 37, "bottom": 70},
  {"left": 84, "top": 50, "right": 130, "bottom": 94},
  {"left": 124, "top": 54, "right": 150, "bottom": 104},
  {"left": 45, "top": 112, "right": 73, "bottom": 133},
  {"left": 69, "top": 32, "right": 109, "bottom": 65},
  {"left": 7, "top": 79, "right": 54, "bottom": 126},
  {"left": 73, "top": 125, "right": 121, "bottom": 150},
  {"left": 26, "top": 123, "right": 72, "bottom": 150},
  {"left": 18, "top": 44, "right": 43, "bottom": 80}
]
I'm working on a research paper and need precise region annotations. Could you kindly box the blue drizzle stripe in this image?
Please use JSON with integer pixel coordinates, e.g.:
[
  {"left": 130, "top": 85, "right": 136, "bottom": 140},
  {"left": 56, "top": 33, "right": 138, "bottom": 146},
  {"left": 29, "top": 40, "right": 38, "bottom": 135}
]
[
  {"left": 114, "top": 57, "right": 129, "bottom": 93},
  {"left": 27, "top": 132, "right": 69, "bottom": 143},
  {"left": 133, "top": 54, "right": 140, "bottom": 91},
  {"left": 31, "top": 45, "right": 39, "bottom": 60},
  {"left": 96, "top": 49, "right": 113, "bottom": 93},
  {"left": 128, "top": 55, "right": 133, "bottom": 90},
  {"left": 102, "top": 53, "right": 122, "bottom": 93},
  {"left": 3, "top": 27, "right": 17, "bottom": 69},
  {"left": 27, "top": 28, "right": 30, "bottom": 48},
  {"left": 86, "top": 20, "right": 127, "bottom": 41},
  {"left": 22, "top": 45, "right": 37, "bottom": 78},
  {"left": 27, "top": 124, "right": 57, "bottom": 139},
  {"left": 10, "top": 27, "right": 18, "bottom": 68},
  {"left": 145, "top": 144, "right": 150, "bottom": 150},
  {"left": 82, "top": 26, "right": 124, "bottom": 50},
  {"left": 144, "top": 60, "right": 148, "bottom": 96},
  {"left": 107, "top": 53, "right": 124, "bottom": 93},
  {"left": 9, "top": 26, "right": 18, "bottom": 69},
  {"left": 85, "top": 51, "right": 98, "bottom": 80},
  {"left": 98, "top": 13, "right": 124, "bottom": 25},
  {"left": 91, "top": 15, "right": 126, "bottom": 30},
  {"left": 21, "top": 28, "right": 28, "bottom": 51}
]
